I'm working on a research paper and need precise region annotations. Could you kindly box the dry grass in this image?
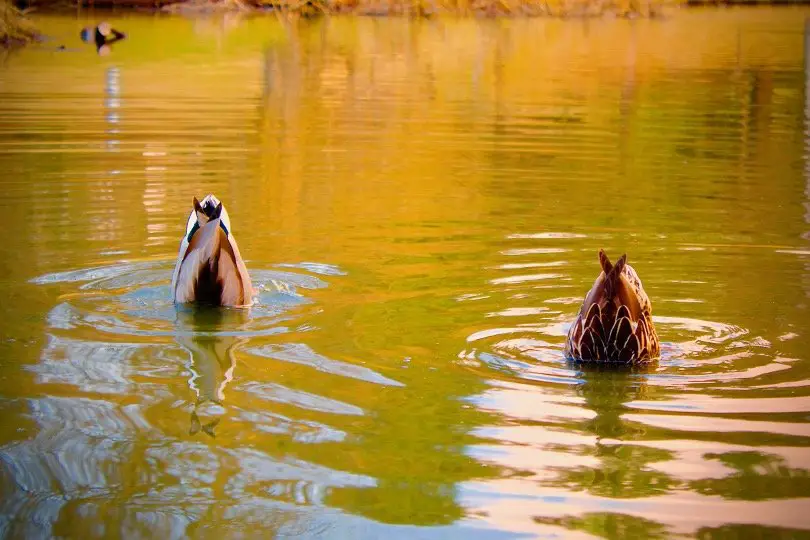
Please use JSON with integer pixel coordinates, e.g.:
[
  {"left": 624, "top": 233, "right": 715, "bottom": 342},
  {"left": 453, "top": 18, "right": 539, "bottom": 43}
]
[
  {"left": 254, "top": 0, "right": 677, "bottom": 16},
  {"left": 157, "top": 0, "right": 678, "bottom": 17},
  {"left": 1, "top": 0, "right": 38, "bottom": 45},
  {"left": 325, "top": 0, "right": 674, "bottom": 17}
]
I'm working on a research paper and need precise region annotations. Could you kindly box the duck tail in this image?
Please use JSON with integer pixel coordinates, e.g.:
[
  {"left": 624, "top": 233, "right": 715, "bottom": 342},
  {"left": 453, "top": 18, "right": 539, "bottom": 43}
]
[{"left": 598, "top": 249, "right": 626, "bottom": 300}]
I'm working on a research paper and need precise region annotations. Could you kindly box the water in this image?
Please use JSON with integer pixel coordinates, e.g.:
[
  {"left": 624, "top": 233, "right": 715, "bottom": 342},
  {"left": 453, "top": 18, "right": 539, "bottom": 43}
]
[{"left": 1, "top": 8, "right": 810, "bottom": 538}]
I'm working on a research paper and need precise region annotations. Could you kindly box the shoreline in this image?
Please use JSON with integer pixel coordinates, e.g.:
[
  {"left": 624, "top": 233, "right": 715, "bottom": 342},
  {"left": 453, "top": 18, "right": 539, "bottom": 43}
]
[
  {"left": 14, "top": 1, "right": 810, "bottom": 20},
  {"left": 1, "top": 4, "right": 38, "bottom": 46},
  {"left": 8, "top": 0, "right": 685, "bottom": 19},
  {"left": 4, "top": 0, "right": 810, "bottom": 48}
]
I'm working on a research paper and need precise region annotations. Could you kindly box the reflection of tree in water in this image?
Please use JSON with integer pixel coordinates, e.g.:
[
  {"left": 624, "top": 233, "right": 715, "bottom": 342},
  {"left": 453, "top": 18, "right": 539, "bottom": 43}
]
[
  {"left": 534, "top": 512, "right": 668, "bottom": 540},
  {"left": 690, "top": 451, "right": 810, "bottom": 501},
  {"left": 5, "top": 295, "right": 498, "bottom": 534},
  {"left": 330, "top": 480, "right": 465, "bottom": 525},
  {"left": 802, "top": 20, "right": 810, "bottom": 298},
  {"left": 309, "top": 306, "right": 500, "bottom": 525},
  {"left": 543, "top": 366, "right": 677, "bottom": 499},
  {"left": 695, "top": 523, "right": 810, "bottom": 540},
  {"left": 170, "top": 291, "right": 501, "bottom": 527},
  {"left": 276, "top": 375, "right": 497, "bottom": 527}
]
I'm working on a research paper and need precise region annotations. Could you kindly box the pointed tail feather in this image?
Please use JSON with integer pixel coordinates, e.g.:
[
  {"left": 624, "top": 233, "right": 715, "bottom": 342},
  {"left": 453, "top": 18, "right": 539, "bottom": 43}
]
[
  {"left": 604, "top": 253, "right": 627, "bottom": 299},
  {"left": 598, "top": 249, "right": 612, "bottom": 275}
]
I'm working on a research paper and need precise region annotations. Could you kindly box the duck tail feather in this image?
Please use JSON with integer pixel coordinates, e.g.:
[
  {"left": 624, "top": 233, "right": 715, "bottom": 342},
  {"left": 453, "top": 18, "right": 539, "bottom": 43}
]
[{"left": 605, "top": 253, "right": 627, "bottom": 299}]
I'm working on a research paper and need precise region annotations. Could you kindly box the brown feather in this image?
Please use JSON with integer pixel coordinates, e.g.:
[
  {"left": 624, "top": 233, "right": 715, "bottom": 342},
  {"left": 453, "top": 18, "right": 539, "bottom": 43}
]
[
  {"left": 224, "top": 227, "right": 254, "bottom": 303},
  {"left": 175, "top": 218, "right": 223, "bottom": 304},
  {"left": 617, "top": 333, "right": 639, "bottom": 364},
  {"left": 173, "top": 216, "right": 253, "bottom": 307},
  {"left": 217, "top": 228, "right": 245, "bottom": 306},
  {"left": 608, "top": 314, "right": 633, "bottom": 357},
  {"left": 565, "top": 250, "right": 660, "bottom": 364},
  {"left": 598, "top": 249, "right": 613, "bottom": 275}
]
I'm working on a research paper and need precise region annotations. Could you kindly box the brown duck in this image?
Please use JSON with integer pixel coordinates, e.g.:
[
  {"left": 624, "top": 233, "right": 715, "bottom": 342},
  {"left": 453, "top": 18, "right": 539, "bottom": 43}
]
[
  {"left": 565, "top": 250, "right": 660, "bottom": 364},
  {"left": 170, "top": 195, "right": 254, "bottom": 307}
]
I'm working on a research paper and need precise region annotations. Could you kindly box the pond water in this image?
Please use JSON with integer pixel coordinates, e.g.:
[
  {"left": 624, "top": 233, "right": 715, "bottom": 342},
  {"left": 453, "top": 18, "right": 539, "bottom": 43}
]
[{"left": 1, "top": 8, "right": 810, "bottom": 538}]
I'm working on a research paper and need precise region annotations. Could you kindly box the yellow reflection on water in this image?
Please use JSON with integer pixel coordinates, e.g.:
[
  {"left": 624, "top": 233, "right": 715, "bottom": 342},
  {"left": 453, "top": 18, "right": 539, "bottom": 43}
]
[{"left": 0, "top": 7, "right": 810, "bottom": 539}]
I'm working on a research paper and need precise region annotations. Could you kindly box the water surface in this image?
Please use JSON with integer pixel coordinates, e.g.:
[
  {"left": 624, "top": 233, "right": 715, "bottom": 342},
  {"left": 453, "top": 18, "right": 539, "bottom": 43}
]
[{"left": 1, "top": 9, "right": 810, "bottom": 538}]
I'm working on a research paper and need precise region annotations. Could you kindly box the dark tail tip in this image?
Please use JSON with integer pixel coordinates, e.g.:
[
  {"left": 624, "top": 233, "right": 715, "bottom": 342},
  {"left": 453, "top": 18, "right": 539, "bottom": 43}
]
[
  {"left": 605, "top": 253, "right": 627, "bottom": 298},
  {"left": 613, "top": 254, "right": 627, "bottom": 276},
  {"left": 598, "top": 249, "right": 612, "bottom": 274}
]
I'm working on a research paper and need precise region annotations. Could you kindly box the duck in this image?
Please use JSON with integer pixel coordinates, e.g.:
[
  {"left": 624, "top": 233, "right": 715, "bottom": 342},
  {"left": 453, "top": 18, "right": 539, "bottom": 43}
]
[
  {"left": 564, "top": 249, "right": 660, "bottom": 364},
  {"left": 170, "top": 195, "right": 254, "bottom": 307},
  {"left": 80, "top": 22, "right": 126, "bottom": 54}
]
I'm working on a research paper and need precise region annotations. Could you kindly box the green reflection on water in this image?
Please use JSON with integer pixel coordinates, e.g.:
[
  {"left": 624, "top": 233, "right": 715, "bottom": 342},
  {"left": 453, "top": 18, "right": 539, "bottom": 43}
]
[{"left": 0, "top": 7, "right": 809, "bottom": 538}]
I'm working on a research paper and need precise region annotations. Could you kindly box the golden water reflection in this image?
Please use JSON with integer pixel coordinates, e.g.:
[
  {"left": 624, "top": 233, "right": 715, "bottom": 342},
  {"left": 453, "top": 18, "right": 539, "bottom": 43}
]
[{"left": 0, "top": 8, "right": 810, "bottom": 538}]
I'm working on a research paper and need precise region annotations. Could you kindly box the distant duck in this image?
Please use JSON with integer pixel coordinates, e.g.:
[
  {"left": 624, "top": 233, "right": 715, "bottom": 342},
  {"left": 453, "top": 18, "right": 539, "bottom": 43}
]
[
  {"left": 171, "top": 195, "right": 254, "bottom": 307},
  {"left": 565, "top": 249, "right": 660, "bottom": 364},
  {"left": 80, "top": 22, "right": 126, "bottom": 54}
]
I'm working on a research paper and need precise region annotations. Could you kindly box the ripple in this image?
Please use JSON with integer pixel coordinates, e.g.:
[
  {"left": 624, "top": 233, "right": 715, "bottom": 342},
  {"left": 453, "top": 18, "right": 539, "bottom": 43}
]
[
  {"left": 466, "top": 327, "right": 549, "bottom": 343},
  {"left": 227, "top": 447, "right": 376, "bottom": 494},
  {"left": 626, "top": 395, "right": 810, "bottom": 415},
  {"left": 249, "top": 343, "right": 403, "bottom": 388},
  {"left": 234, "top": 409, "right": 347, "bottom": 444},
  {"left": 623, "top": 414, "right": 810, "bottom": 438},
  {"left": 492, "top": 261, "right": 568, "bottom": 270},
  {"left": 506, "top": 233, "right": 588, "bottom": 240},
  {"left": 30, "top": 261, "right": 161, "bottom": 286},
  {"left": 274, "top": 262, "right": 348, "bottom": 277},
  {"left": 486, "top": 307, "right": 550, "bottom": 318},
  {"left": 490, "top": 273, "right": 565, "bottom": 285},
  {"left": 30, "top": 335, "right": 150, "bottom": 394},
  {"left": 31, "top": 260, "right": 337, "bottom": 339},
  {"left": 238, "top": 382, "right": 365, "bottom": 416},
  {"left": 501, "top": 248, "right": 569, "bottom": 256},
  {"left": 0, "top": 492, "right": 65, "bottom": 539},
  {"left": 24, "top": 258, "right": 361, "bottom": 447}
]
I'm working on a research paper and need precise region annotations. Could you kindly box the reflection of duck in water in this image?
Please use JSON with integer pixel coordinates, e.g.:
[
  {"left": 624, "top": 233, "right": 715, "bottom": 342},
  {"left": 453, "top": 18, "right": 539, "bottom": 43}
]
[
  {"left": 80, "top": 22, "right": 126, "bottom": 55},
  {"left": 565, "top": 250, "right": 660, "bottom": 364},
  {"left": 171, "top": 195, "right": 254, "bottom": 307},
  {"left": 572, "top": 364, "right": 648, "bottom": 440},
  {"left": 546, "top": 365, "right": 675, "bottom": 499},
  {"left": 175, "top": 307, "right": 247, "bottom": 437}
]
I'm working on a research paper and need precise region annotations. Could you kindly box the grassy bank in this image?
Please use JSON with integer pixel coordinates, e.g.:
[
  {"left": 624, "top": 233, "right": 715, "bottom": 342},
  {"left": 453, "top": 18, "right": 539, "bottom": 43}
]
[
  {"left": 1, "top": 0, "right": 38, "bottom": 45},
  {"left": 158, "top": 0, "right": 682, "bottom": 17},
  {"left": 251, "top": 0, "right": 680, "bottom": 17},
  {"left": 14, "top": 0, "right": 681, "bottom": 18}
]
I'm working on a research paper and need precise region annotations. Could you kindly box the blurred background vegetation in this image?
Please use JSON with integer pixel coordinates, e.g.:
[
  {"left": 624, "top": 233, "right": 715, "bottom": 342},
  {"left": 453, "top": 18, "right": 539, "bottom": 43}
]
[
  {"left": 1, "top": 0, "right": 808, "bottom": 56},
  {"left": 4, "top": 0, "right": 810, "bottom": 45},
  {"left": 1, "top": 0, "right": 38, "bottom": 45},
  {"left": 2, "top": 0, "right": 696, "bottom": 35}
]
